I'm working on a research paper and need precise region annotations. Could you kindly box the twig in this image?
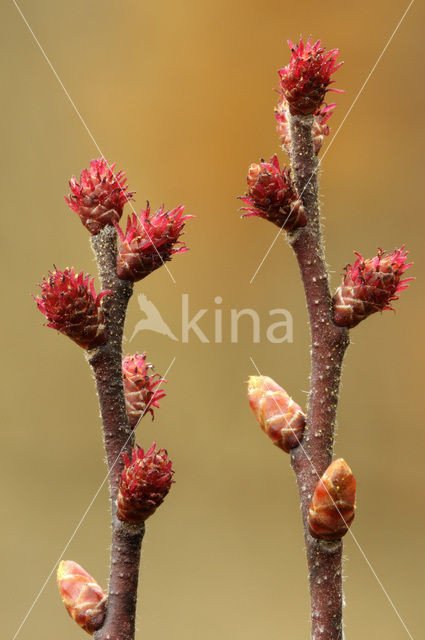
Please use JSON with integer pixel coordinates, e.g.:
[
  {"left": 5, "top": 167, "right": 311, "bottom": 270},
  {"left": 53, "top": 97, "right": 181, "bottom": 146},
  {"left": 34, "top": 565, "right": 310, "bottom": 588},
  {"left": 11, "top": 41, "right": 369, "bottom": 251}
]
[
  {"left": 288, "top": 113, "right": 350, "bottom": 639},
  {"left": 88, "top": 226, "right": 144, "bottom": 640}
]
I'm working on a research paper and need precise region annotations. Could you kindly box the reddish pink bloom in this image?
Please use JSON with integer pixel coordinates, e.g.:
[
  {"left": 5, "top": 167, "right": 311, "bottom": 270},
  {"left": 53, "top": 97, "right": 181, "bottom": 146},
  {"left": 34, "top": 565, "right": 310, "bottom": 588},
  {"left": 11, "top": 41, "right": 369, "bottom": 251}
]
[
  {"left": 117, "top": 444, "right": 174, "bottom": 524},
  {"left": 279, "top": 38, "right": 342, "bottom": 116},
  {"left": 240, "top": 155, "right": 306, "bottom": 231},
  {"left": 57, "top": 560, "right": 106, "bottom": 634},
  {"left": 309, "top": 459, "right": 356, "bottom": 541},
  {"left": 35, "top": 267, "right": 111, "bottom": 349},
  {"left": 65, "top": 158, "right": 134, "bottom": 235},
  {"left": 333, "top": 247, "right": 413, "bottom": 328},
  {"left": 275, "top": 97, "right": 336, "bottom": 155},
  {"left": 116, "top": 205, "right": 193, "bottom": 281},
  {"left": 122, "top": 353, "right": 166, "bottom": 428}
]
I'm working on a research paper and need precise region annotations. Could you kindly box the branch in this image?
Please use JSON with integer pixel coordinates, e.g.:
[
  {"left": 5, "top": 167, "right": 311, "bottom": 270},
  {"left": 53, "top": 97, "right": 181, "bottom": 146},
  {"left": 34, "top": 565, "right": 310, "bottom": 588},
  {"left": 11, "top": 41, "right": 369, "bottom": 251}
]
[
  {"left": 87, "top": 226, "right": 144, "bottom": 640},
  {"left": 288, "top": 113, "right": 350, "bottom": 640}
]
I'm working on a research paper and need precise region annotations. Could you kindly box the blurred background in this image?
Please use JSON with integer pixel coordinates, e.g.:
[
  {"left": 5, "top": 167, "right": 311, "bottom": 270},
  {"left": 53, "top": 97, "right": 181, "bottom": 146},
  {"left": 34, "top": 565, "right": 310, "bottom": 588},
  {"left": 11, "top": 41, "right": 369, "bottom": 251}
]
[{"left": 2, "top": 1, "right": 424, "bottom": 638}]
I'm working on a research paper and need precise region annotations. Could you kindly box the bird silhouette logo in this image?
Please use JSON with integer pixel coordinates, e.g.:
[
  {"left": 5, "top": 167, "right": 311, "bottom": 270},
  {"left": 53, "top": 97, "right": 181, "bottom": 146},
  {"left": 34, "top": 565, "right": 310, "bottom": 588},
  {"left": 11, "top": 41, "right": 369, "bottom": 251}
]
[{"left": 129, "top": 294, "right": 178, "bottom": 342}]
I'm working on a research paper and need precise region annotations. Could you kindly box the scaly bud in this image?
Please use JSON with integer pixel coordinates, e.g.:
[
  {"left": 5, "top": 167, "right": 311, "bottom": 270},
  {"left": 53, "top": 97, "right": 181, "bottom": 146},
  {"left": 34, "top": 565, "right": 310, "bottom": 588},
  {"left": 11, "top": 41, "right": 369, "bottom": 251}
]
[
  {"left": 240, "top": 155, "right": 306, "bottom": 231},
  {"left": 116, "top": 205, "right": 193, "bottom": 281},
  {"left": 247, "top": 375, "right": 305, "bottom": 453},
  {"left": 333, "top": 247, "right": 413, "bottom": 329},
  {"left": 311, "top": 103, "right": 336, "bottom": 154},
  {"left": 65, "top": 158, "right": 134, "bottom": 235},
  {"left": 34, "top": 267, "right": 112, "bottom": 349},
  {"left": 117, "top": 443, "right": 174, "bottom": 524},
  {"left": 278, "top": 37, "right": 343, "bottom": 116},
  {"left": 309, "top": 458, "right": 356, "bottom": 541},
  {"left": 57, "top": 560, "right": 106, "bottom": 634},
  {"left": 275, "top": 98, "right": 336, "bottom": 155},
  {"left": 123, "top": 353, "right": 166, "bottom": 428}
]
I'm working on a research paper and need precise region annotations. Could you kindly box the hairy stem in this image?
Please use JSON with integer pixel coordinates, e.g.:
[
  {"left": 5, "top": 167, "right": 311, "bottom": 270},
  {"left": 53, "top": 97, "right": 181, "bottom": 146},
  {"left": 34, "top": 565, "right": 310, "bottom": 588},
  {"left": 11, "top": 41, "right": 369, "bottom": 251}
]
[
  {"left": 87, "top": 226, "right": 144, "bottom": 640},
  {"left": 288, "top": 114, "right": 350, "bottom": 640}
]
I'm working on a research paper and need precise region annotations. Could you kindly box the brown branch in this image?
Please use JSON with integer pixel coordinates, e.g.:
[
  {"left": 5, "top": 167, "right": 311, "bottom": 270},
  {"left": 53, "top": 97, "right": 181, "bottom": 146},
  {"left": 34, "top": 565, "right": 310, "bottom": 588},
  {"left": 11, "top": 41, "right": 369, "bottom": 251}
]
[
  {"left": 87, "top": 225, "right": 144, "bottom": 640},
  {"left": 288, "top": 113, "right": 350, "bottom": 640}
]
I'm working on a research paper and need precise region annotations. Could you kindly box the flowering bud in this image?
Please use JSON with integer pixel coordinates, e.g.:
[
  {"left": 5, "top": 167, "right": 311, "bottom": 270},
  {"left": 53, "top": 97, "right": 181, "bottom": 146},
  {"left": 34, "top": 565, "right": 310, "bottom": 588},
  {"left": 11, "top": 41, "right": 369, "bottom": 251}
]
[
  {"left": 308, "top": 458, "right": 356, "bottom": 541},
  {"left": 247, "top": 375, "right": 305, "bottom": 453},
  {"left": 275, "top": 98, "right": 336, "bottom": 155},
  {"left": 333, "top": 247, "right": 413, "bottom": 329},
  {"left": 65, "top": 158, "right": 134, "bottom": 235},
  {"left": 116, "top": 205, "right": 193, "bottom": 281},
  {"left": 117, "top": 443, "right": 174, "bottom": 524},
  {"left": 311, "top": 103, "right": 336, "bottom": 154},
  {"left": 240, "top": 155, "right": 306, "bottom": 231},
  {"left": 278, "top": 38, "right": 342, "bottom": 116},
  {"left": 57, "top": 560, "right": 106, "bottom": 634},
  {"left": 122, "top": 353, "right": 166, "bottom": 428},
  {"left": 34, "top": 268, "right": 112, "bottom": 349}
]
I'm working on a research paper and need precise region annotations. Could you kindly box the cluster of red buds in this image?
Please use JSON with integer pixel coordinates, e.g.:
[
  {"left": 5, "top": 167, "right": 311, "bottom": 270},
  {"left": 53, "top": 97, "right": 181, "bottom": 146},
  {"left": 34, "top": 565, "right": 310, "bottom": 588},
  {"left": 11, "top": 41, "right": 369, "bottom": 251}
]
[
  {"left": 116, "top": 205, "right": 193, "bottom": 281},
  {"left": 333, "top": 247, "right": 413, "bottom": 328},
  {"left": 239, "top": 38, "right": 342, "bottom": 232},
  {"left": 36, "top": 158, "right": 184, "bottom": 630},
  {"left": 65, "top": 158, "right": 135, "bottom": 235},
  {"left": 240, "top": 155, "right": 306, "bottom": 231},
  {"left": 36, "top": 159, "right": 192, "bottom": 345},
  {"left": 34, "top": 268, "right": 111, "bottom": 349},
  {"left": 122, "top": 352, "right": 166, "bottom": 427},
  {"left": 278, "top": 37, "right": 342, "bottom": 116},
  {"left": 57, "top": 560, "right": 107, "bottom": 634},
  {"left": 117, "top": 443, "right": 174, "bottom": 524}
]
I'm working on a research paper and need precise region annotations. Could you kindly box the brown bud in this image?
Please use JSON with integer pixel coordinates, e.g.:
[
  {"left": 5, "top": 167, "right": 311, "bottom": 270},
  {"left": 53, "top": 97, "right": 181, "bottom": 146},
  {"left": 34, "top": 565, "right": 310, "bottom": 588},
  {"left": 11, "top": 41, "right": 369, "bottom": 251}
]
[
  {"left": 247, "top": 375, "right": 306, "bottom": 453},
  {"left": 309, "top": 458, "right": 356, "bottom": 541},
  {"left": 57, "top": 560, "right": 106, "bottom": 634}
]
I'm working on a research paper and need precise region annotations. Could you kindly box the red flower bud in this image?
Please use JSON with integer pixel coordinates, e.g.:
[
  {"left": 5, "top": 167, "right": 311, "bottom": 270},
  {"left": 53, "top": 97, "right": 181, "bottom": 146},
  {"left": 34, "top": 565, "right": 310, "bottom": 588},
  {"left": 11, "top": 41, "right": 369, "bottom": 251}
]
[
  {"left": 117, "top": 443, "right": 174, "bottom": 524},
  {"left": 116, "top": 205, "right": 193, "bottom": 281},
  {"left": 333, "top": 247, "right": 413, "bottom": 329},
  {"left": 240, "top": 155, "right": 306, "bottom": 231},
  {"left": 57, "top": 560, "right": 106, "bottom": 634},
  {"left": 247, "top": 375, "right": 305, "bottom": 453},
  {"left": 308, "top": 458, "right": 356, "bottom": 541},
  {"left": 34, "top": 268, "right": 112, "bottom": 349},
  {"left": 122, "top": 353, "right": 166, "bottom": 428},
  {"left": 278, "top": 38, "right": 343, "bottom": 116},
  {"left": 275, "top": 97, "right": 336, "bottom": 155},
  {"left": 65, "top": 158, "right": 134, "bottom": 235}
]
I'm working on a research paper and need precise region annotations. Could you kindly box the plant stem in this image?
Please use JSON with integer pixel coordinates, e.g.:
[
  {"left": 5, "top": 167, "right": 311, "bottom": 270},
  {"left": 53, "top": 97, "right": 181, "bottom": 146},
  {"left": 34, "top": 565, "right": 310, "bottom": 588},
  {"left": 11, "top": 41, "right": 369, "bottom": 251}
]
[
  {"left": 288, "top": 113, "right": 350, "bottom": 640},
  {"left": 87, "top": 225, "right": 144, "bottom": 640}
]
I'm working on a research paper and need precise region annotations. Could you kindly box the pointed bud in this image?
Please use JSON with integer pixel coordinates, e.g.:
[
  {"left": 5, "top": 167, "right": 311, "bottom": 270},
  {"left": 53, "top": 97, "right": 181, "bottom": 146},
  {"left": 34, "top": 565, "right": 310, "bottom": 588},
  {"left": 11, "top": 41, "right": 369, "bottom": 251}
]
[
  {"left": 122, "top": 353, "right": 166, "bottom": 428},
  {"left": 117, "top": 443, "right": 174, "bottom": 524},
  {"left": 65, "top": 159, "right": 134, "bottom": 235},
  {"left": 116, "top": 205, "right": 193, "bottom": 281},
  {"left": 309, "top": 458, "right": 356, "bottom": 541},
  {"left": 34, "top": 268, "right": 112, "bottom": 349},
  {"left": 333, "top": 247, "right": 413, "bottom": 329},
  {"left": 275, "top": 98, "right": 336, "bottom": 155},
  {"left": 239, "top": 155, "right": 306, "bottom": 231},
  {"left": 57, "top": 560, "right": 106, "bottom": 634},
  {"left": 247, "top": 375, "right": 306, "bottom": 453},
  {"left": 278, "top": 37, "right": 343, "bottom": 116}
]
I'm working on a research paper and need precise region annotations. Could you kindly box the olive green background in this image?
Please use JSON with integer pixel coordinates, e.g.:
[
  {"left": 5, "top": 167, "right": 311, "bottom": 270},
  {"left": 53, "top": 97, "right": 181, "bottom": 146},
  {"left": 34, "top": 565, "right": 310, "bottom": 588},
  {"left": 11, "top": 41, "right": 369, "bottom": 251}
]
[{"left": 2, "top": 1, "right": 424, "bottom": 638}]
